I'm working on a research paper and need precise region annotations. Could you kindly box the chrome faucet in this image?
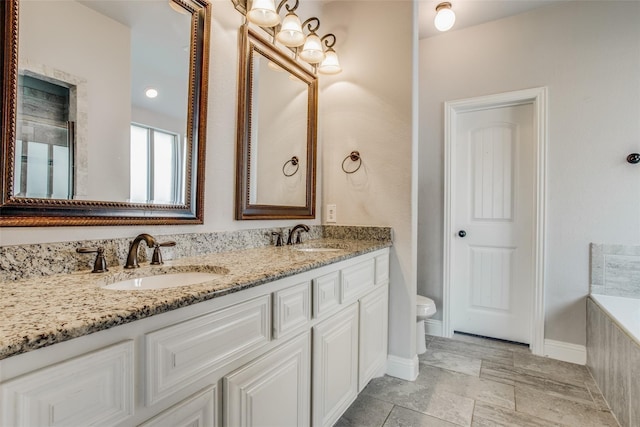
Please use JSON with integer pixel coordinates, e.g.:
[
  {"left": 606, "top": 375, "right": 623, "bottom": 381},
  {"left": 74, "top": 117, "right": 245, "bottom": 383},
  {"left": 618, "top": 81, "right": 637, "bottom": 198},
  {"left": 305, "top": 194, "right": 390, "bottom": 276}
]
[
  {"left": 287, "top": 224, "right": 310, "bottom": 245},
  {"left": 124, "top": 233, "right": 157, "bottom": 269}
]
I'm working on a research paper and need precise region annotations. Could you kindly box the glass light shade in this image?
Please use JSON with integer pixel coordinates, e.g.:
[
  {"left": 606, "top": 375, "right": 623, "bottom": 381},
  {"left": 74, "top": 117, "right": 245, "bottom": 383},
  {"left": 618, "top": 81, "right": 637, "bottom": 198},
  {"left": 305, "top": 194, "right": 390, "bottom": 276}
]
[
  {"left": 434, "top": 5, "right": 455, "bottom": 32},
  {"left": 247, "top": 0, "right": 280, "bottom": 27},
  {"left": 318, "top": 49, "right": 341, "bottom": 75},
  {"left": 299, "top": 33, "right": 325, "bottom": 64},
  {"left": 276, "top": 12, "right": 305, "bottom": 47}
]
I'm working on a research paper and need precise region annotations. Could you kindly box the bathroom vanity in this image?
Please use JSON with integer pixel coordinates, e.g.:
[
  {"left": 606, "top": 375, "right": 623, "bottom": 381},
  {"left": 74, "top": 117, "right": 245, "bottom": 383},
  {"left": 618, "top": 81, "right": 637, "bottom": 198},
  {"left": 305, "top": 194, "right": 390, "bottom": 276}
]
[{"left": 0, "top": 241, "right": 390, "bottom": 427}]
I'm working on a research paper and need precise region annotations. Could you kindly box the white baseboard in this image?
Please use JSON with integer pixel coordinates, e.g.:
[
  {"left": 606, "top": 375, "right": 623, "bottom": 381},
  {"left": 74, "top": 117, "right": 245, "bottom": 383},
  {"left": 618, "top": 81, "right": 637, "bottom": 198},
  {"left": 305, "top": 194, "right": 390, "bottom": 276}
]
[
  {"left": 386, "top": 354, "right": 419, "bottom": 381},
  {"left": 543, "top": 339, "right": 587, "bottom": 365},
  {"left": 424, "top": 319, "right": 443, "bottom": 337}
]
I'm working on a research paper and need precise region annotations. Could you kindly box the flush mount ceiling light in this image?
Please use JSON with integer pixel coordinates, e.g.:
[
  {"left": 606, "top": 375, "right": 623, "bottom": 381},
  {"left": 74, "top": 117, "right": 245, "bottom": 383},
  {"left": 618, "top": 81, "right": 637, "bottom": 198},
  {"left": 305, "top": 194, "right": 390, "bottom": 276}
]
[
  {"left": 145, "top": 88, "right": 158, "bottom": 98},
  {"left": 434, "top": 2, "right": 456, "bottom": 32}
]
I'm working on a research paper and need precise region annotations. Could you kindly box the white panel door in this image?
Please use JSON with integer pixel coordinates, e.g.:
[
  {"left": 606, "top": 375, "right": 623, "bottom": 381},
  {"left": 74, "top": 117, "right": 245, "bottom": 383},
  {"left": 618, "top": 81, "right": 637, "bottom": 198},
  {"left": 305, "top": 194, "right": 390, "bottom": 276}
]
[{"left": 452, "top": 103, "right": 534, "bottom": 343}]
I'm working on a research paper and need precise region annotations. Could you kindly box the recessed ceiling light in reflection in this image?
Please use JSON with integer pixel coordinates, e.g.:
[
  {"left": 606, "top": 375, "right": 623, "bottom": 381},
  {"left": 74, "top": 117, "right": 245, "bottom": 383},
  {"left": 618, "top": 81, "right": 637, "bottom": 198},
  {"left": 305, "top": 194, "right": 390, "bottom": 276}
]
[{"left": 145, "top": 88, "right": 159, "bottom": 98}]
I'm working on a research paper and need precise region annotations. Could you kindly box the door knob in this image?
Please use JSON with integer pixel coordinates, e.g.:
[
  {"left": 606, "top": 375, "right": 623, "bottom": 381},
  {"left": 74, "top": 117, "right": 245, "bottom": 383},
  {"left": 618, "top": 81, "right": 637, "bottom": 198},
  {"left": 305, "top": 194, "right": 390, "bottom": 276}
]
[{"left": 458, "top": 230, "right": 466, "bottom": 238}]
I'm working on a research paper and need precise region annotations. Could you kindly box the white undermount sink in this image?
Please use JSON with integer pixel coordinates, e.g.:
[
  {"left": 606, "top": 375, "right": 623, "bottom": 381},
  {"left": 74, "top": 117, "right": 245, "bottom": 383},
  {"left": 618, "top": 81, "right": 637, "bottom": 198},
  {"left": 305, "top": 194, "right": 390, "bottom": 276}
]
[{"left": 103, "top": 270, "right": 226, "bottom": 291}]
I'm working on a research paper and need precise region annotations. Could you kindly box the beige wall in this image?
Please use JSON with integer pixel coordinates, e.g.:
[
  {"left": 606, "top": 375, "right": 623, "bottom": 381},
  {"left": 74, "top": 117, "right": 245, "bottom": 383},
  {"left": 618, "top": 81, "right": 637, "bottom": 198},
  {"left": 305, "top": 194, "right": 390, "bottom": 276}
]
[
  {"left": 418, "top": 1, "right": 640, "bottom": 345},
  {"left": 321, "top": 1, "right": 417, "bottom": 361}
]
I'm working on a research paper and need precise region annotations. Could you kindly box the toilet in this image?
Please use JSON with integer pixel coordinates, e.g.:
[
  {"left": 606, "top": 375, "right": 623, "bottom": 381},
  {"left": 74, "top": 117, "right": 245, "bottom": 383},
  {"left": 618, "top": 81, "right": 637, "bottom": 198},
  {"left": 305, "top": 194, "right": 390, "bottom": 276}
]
[{"left": 416, "top": 295, "right": 437, "bottom": 354}]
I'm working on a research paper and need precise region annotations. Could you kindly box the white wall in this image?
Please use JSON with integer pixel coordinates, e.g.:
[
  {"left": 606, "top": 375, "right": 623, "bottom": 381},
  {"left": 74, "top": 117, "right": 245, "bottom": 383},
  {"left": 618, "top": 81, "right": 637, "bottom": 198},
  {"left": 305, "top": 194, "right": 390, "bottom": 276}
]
[
  {"left": 321, "top": 1, "right": 417, "bottom": 362},
  {"left": 19, "top": 1, "right": 131, "bottom": 202},
  {"left": 418, "top": 1, "right": 640, "bottom": 345},
  {"left": 2, "top": 0, "right": 321, "bottom": 246}
]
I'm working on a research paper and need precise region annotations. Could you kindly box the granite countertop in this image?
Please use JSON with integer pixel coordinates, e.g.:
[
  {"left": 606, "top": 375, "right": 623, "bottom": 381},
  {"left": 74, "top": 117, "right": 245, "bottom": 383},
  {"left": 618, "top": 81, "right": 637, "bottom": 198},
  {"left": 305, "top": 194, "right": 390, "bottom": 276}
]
[{"left": 0, "top": 239, "right": 391, "bottom": 360}]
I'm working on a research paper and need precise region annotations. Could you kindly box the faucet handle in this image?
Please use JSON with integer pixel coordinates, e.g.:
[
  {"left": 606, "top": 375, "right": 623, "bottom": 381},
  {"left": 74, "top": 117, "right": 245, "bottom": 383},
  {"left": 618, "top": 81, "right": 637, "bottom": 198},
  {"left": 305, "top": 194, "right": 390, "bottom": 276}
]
[
  {"left": 151, "top": 241, "right": 176, "bottom": 265},
  {"left": 271, "top": 231, "right": 284, "bottom": 247},
  {"left": 76, "top": 247, "right": 108, "bottom": 273}
]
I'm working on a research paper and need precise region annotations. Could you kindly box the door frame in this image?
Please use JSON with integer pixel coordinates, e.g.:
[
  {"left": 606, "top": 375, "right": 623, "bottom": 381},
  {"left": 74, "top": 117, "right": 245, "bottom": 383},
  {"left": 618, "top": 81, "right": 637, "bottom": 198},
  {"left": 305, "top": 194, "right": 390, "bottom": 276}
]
[{"left": 442, "top": 87, "right": 548, "bottom": 355}]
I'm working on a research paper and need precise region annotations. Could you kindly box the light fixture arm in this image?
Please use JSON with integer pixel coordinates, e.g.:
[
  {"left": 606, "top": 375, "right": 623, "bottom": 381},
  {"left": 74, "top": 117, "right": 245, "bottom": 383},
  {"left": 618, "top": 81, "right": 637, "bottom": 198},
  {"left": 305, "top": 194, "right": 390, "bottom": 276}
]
[
  {"left": 276, "top": 0, "right": 298, "bottom": 14},
  {"left": 301, "top": 17, "right": 321, "bottom": 34},
  {"left": 320, "top": 33, "right": 336, "bottom": 49}
]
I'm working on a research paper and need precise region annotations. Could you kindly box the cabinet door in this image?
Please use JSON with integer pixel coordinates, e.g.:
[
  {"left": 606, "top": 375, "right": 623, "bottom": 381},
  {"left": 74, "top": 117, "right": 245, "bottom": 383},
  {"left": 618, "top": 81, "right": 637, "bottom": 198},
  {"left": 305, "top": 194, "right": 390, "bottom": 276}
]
[
  {"left": 312, "top": 303, "right": 359, "bottom": 427},
  {"left": 358, "top": 284, "right": 389, "bottom": 391},
  {"left": 0, "top": 341, "right": 134, "bottom": 427},
  {"left": 224, "top": 332, "right": 310, "bottom": 427},
  {"left": 139, "top": 386, "right": 218, "bottom": 427}
]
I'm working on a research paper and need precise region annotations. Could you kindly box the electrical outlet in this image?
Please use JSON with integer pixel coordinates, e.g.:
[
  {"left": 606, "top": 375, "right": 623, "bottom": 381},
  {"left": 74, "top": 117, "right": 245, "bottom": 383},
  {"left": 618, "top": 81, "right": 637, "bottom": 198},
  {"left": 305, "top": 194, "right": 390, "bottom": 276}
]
[{"left": 326, "top": 204, "right": 337, "bottom": 223}]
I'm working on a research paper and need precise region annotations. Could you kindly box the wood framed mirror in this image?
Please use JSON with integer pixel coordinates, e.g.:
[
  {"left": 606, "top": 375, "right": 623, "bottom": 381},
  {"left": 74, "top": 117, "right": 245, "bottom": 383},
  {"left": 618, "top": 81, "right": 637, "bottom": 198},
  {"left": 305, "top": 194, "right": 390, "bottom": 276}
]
[
  {"left": 235, "top": 24, "right": 317, "bottom": 220},
  {"left": 0, "top": 0, "right": 210, "bottom": 226}
]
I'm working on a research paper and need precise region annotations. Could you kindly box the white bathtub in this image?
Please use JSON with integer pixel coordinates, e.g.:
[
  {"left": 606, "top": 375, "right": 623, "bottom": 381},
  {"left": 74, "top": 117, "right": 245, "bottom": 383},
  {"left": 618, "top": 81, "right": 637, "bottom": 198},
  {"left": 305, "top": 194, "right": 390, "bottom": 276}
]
[{"left": 590, "top": 293, "right": 640, "bottom": 346}]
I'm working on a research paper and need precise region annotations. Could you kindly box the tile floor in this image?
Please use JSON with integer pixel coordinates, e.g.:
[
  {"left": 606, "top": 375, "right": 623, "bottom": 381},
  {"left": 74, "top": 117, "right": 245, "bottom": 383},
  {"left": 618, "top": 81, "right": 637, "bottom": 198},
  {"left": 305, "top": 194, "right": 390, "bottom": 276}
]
[{"left": 335, "top": 333, "right": 619, "bottom": 427}]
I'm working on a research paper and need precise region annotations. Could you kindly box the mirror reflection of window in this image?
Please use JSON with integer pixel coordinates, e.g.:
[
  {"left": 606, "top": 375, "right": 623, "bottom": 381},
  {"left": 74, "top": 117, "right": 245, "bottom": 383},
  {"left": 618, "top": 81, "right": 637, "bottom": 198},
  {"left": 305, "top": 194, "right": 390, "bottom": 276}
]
[
  {"left": 14, "top": 74, "right": 74, "bottom": 199},
  {"left": 129, "top": 124, "right": 185, "bottom": 205}
]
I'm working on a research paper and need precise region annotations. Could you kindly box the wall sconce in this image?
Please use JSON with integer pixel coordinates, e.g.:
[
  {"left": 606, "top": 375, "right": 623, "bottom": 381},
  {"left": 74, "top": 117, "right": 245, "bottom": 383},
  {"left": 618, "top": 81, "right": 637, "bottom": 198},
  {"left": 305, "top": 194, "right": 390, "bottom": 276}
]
[
  {"left": 434, "top": 2, "right": 456, "bottom": 32},
  {"left": 299, "top": 18, "right": 325, "bottom": 64},
  {"left": 238, "top": 0, "right": 342, "bottom": 74},
  {"left": 275, "top": 0, "right": 305, "bottom": 47},
  {"left": 247, "top": 0, "right": 281, "bottom": 27},
  {"left": 318, "top": 34, "right": 341, "bottom": 75}
]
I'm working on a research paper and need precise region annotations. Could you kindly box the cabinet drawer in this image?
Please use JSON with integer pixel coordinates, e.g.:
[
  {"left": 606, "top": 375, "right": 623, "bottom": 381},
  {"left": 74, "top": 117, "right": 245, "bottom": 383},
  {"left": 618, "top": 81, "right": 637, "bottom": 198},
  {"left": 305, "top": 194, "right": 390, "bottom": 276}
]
[
  {"left": 375, "top": 253, "right": 389, "bottom": 285},
  {"left": 146, "top": 296, "right": 271, "bottom": 405},
  {"left": 139, "top": 386, "right": 218, "bottom": 427},
  {"left": 0, "top": 341, "right": 134, "bottom": 427},
  {"left": 313, "top": 271, "right": 340, "bottom": 318},
  {"left": 340, "top": 258, "right": 375, "bottom": 303},
  {"left": 273, "top": 282, "right": 311, "bottom": 338}
]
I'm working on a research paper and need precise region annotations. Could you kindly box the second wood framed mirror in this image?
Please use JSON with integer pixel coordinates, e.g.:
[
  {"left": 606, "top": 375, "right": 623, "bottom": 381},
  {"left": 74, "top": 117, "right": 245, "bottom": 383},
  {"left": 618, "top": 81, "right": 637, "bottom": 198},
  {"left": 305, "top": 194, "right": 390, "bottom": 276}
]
[{"left": 235, "top": 24, "right": 317, "bottom": 220}]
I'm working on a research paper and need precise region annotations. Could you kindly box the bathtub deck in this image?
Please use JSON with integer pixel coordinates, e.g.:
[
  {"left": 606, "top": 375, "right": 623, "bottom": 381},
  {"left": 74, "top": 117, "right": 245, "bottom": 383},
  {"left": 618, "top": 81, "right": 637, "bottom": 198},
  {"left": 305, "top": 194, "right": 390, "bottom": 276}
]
[{"left": 336, "top": 333, "right": 619, "bottom": 427}]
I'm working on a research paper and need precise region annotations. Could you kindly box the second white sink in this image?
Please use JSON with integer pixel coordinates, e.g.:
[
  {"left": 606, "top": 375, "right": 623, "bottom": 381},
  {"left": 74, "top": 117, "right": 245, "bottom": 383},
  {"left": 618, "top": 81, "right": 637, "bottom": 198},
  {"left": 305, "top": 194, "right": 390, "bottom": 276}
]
[{"left": 103, "top": 272, "right": 222, "bottom": 291}]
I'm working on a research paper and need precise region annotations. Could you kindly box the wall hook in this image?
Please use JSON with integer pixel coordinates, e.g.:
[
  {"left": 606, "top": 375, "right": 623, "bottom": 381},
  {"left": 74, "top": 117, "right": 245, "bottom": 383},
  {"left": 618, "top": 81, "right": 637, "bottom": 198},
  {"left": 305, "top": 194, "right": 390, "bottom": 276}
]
[
  {"left": 341, "top": 151, "right": 362, "bottom": 174},
  {"left": 627, "top": 153, "right": 640, "bottom": 164}
]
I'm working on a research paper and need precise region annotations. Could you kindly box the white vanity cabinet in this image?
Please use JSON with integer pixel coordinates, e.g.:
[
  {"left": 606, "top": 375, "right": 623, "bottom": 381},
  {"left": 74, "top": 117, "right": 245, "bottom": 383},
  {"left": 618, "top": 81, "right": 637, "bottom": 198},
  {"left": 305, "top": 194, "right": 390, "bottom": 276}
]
[{"left": 0, "top": 248, "right": 389, "bottom": 427}]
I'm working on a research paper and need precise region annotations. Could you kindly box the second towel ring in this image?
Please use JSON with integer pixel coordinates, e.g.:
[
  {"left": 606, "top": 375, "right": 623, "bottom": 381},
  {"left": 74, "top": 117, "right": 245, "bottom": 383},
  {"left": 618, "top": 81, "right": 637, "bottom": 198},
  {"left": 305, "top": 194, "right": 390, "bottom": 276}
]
[
  {"left": 282, "top": 156, "right": 300, "bottom": 177},
  {"left": 342, "top": 151, "right": 362, "bottom": 174}
]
